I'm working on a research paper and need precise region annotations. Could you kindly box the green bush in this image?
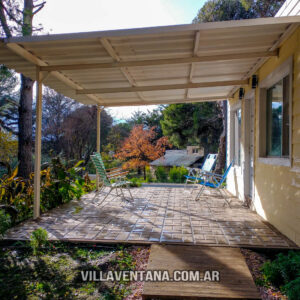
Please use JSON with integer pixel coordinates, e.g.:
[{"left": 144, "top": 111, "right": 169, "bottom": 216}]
[
  {"left": 40, "top": 157, "right": 92, "bottom": 211},
  {"left": 0, "top": 165, "right": 33, "bottom": 221},
  {"left": 155, "top": 166, "right": 168, "bottom": 182},
  {"left": 0, "top": 209, "right": 11, "bottom": 237},
  {"left": 145, "top": 166, "right": 154, "bottom": 183},
  {"left": 129, "top": 177, "right": 143, "bottom": 187},
  {"left": 261, "top": 251, "right": 300, "bottom": 299},
  {"left": 283, "top": 277, "right": 300, "bottom": 300},
  {"left": 0, "top": 157, "right": 95, "bottom": 223},
  {"left": 169, "top": 166, "right": 188, "bottom": 183},
  {"left": 30, "top": 227, "right": 48, "bottom": 255}
]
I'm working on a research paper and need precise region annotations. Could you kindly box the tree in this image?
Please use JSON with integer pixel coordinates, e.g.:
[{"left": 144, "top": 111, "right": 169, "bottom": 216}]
[
  {"left": 115, "top": 125, "right": 170, "bottom": 179},
  {"left": 0, "top": 65, "right": 19, "bottom": 133},
  {"left": 192, "top": 0, "right": 284, "bottom": 172},
  {"left": 105, "top": 122, "right": 131, "bottom": 153},
  {"left": 193, "top": 0, "right": 285, "bottom": 23},
  {"left": 61, "top": 106, "right": 113, "bottom": 163},
  {"left": 42, "top": 88, "right": 77, "bottom": 154},
  {"left": 0, "top": 0, "right": 46, "bottom": 178},
  {"left": 128, "top": 106, "right": 165, "bottom": 138},
  {"left": 161, "top": 102, "right": 223, "bottom": 154}
]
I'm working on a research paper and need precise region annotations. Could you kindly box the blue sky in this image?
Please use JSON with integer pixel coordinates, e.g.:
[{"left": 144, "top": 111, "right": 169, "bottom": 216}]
[{"left": 34, "top": 0, "right": 206, "bottom": 119}]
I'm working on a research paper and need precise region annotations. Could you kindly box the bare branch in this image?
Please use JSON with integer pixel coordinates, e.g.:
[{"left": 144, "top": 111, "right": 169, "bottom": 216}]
[
  {"left": 33, "top": 1, "right": 46, "bottom": 15},
  {"left": 0, "top": 0, "right": 12, "bottom": 37},
  {"left": 3, "top": 5, "right": 22, "bottom": 26}
]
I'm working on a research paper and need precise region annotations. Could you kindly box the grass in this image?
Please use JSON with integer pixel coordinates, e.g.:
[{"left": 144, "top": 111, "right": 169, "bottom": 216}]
[{"left": 0, "top": 243, "right": 138, "bottom": 299}]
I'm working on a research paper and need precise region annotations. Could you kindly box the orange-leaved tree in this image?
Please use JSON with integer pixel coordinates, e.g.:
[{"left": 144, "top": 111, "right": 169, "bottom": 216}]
[{"left": 115, "top": 125, "right": 170, "bottom": 179}]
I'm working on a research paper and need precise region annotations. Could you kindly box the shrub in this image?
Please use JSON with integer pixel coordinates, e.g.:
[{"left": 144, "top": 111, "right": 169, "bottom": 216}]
[
  {"left": 30, "top": 227, "right": 48, "bottom": 255},
  {"left": 129, "top": 177, "right": 143, "bottom": 187},
  {"left": 155, "top": 166, "right": 168, "bottom": 182},
  {"left": 169, "top": 166, "right": 188, "bottom": 183},
  {"left": 283, "top": 277, "right": 300, "bottom": 300},
  {"left": 261, "top": 251, "right": 300, "bottom": 299},
  {"left": 40, "top": 157, "right": 87, "bottom": 211},
  {"left": 262, "top": 251, "right": 300, "bottom": 286},
  {"left": 0, "top": 157, "right": 95, "bottom": 223},
  {"left": 0, "top": 165, "right": 33, "bottom": 221},
  {"left": 145, "top": 166, "right": 154, "bottom": 183},
  {"left": 0, "top": 132, "right": 18, "bottom": 166},
  {"left": 0, "top": 209, "right": 11, "bottom": 237}
]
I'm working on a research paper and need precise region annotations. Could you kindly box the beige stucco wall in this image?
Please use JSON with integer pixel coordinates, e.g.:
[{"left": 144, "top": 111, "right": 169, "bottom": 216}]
[{"left": 227, "top": 27, "right": 300, "bottom": 246}]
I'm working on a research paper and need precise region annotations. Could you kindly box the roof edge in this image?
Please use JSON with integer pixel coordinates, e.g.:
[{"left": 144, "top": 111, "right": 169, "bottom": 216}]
[{"left": 4, "top": 16, "right": 300, "bottom": 44}]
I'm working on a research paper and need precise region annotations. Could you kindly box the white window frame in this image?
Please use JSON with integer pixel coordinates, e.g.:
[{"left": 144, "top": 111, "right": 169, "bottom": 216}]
[
  {"left": 258, "top": 56, "right": 293, "bottom": 167},
  {"left": 230, "top": 102, "right": 242, "bottom": 168}
]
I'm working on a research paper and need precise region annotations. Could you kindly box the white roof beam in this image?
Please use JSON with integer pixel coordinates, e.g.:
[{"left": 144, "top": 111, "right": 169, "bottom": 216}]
[
  {"left": 76, "top": 79, "right": 248, "bottom": 95},
  {"left": 38, "top": 50, "right": 278, "bottom": 72}
]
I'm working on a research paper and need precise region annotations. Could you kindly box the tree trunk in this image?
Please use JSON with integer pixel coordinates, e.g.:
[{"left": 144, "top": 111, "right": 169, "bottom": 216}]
[
  {"left": 18, "top": 0, "right": 34, "bottom": 178},
  {"left": 215, "top": 100, "right": 227, "bottom": 174},
  {"left": 18, "top": 74, "right": 33, "bottom": 178},
  {"left": 143, "top": 166, "right": 146, "bottom": 180}
]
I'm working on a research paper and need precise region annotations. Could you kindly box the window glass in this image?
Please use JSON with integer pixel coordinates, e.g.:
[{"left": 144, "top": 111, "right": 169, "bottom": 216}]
[{"left": 266, "top": 76, "right": 289, "bottom": 157}]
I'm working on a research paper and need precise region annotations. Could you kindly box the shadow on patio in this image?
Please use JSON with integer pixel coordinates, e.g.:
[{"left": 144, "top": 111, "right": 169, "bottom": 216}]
[{"left": 4, "top": 185, "right": 296, "bottom": 248}]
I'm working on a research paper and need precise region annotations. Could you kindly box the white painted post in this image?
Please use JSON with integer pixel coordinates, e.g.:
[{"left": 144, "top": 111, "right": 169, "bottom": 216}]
[
  {"left": 33, "top": 67, "right": 43, "bottom": 219},
  {"left": 96, "top": 105, "right": 101, "bottom": 190}
]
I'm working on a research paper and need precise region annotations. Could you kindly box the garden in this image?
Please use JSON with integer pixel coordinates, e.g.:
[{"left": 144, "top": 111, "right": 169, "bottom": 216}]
[
  {"left": 1, "top": 226, "right": 299, "bottom": 300},
  {"left": 0, "top": 156, "right": 95, "bottom": 237}
]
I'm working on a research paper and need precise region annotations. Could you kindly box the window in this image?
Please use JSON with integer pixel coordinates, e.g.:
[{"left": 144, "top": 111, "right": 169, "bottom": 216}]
[
  {"left": 258, "top": 57, "right": 292, "bottom": 166},
  {"left": 266, "top": 76, "right": 290, "bottom": 157},
  {"left": 230, "top": 104, "right": 242, "bottom": 167},
  {"left": 234, "top": 108, "right": 242, "bottom": 166},
  {"left": 192, "top": 148, "right": 198, "bottom": 154}
]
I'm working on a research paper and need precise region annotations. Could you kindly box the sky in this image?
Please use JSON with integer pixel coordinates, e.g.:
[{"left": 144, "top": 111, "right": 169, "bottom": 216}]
[{"left": 34, "top": 0, "right": 205, "bottom": 120}]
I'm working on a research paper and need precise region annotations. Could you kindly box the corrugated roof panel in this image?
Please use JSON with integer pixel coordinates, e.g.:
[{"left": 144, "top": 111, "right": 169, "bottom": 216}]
[{"left": 0, "top": 16, "right": 299, "bottom": 106}]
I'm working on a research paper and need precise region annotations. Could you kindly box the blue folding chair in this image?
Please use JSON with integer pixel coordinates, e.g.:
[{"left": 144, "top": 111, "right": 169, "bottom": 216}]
[
  {"left": 184, "top": 154, "right": 218, "bottom": 192},
  {"left": 195, "top": 160, "right": 234, "bottom": 207}
]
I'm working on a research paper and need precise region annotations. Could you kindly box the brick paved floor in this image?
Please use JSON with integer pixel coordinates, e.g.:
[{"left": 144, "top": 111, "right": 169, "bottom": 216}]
[{"left": 4, "top": 185, "right": 296, "bottom": 248}]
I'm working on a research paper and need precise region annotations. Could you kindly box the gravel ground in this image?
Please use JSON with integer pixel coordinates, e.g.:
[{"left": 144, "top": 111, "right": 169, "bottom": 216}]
[{"left": 125, "top": 246, "right": 151, "bottom": 300}]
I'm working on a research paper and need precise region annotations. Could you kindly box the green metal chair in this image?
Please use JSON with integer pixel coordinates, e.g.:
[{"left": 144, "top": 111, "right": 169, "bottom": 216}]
[
  {"left": 90, "top": 154, "right": 133, "bottom": 202},
  {"left": 93, "top": 152, "right": 123, "bottom": 192}
]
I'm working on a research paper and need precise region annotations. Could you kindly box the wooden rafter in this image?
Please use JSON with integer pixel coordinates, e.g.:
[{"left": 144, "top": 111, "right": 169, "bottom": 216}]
[
  {"left": 39, "top": 50, "right": 279, "bottom": 72},
  {"left": 99, "top": 37, "right": 146, "bottom": 101},
  {"left": 186, "top": 31, "right": 201, "bottom": 99},
  {"left": 6, "top": 43, "right": 101, "bottom": 105},
  {"left": 101, "top": 96, "right": 227, "bottom": 107},
  {"left": 76, "top": 79, "right": 248, "bottom": 94}
]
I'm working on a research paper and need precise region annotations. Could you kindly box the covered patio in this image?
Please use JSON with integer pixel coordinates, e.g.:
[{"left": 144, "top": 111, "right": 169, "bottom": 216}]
[
  {"left": 5, "top": 186, "right": 296, "bottom": 248},
  {"left": 1, "top": 15, "right": 300, "bottom": 247}
]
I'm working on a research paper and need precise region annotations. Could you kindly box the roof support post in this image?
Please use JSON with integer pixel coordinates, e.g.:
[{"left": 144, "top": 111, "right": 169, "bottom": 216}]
[
  {"left": 33, "top": 67, "right": 43, "bottom": 219},
  {"left": 96, "top": 105, "right": 101, "bottom": 191}
]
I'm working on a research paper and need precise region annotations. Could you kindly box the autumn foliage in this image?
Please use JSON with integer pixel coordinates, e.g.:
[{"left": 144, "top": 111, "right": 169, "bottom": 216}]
[{"left": 115, "top": 125, "right": 170, "bottom": 177}]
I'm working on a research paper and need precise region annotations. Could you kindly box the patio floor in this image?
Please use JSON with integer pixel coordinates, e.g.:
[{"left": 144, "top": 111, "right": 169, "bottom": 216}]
[{"left": 4, "top": 185, "right": 296, "bottom": 248}]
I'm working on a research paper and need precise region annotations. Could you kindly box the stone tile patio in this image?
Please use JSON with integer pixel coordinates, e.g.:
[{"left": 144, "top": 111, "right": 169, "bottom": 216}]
[{"left": 5, "top": 185, "right": 296, "bottom": 248}]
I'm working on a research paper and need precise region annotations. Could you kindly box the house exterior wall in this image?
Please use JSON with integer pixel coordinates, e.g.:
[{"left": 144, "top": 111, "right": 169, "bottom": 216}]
[{"left": 226, "top": 27, "right": 300, "bottom": 246}]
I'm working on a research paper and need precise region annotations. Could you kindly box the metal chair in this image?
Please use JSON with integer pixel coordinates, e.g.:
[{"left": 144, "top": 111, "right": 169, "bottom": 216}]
[
  {"left": 90, "top": 154, "right": 133, "bottom": 202},
  {"left": 184, "top": 153, "right": 218, "bottom": 192},
  {"left": 194, "top": 160, "right": 234, "bottom": 207}
]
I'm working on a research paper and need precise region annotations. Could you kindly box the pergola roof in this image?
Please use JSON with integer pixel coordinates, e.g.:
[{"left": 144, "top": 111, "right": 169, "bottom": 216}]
[{"left": 1, "top": 16, "right": 300, "bottom": 107}]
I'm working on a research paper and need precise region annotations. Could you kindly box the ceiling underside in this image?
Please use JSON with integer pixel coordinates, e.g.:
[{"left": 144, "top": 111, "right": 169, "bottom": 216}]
[{"left": 1, "top": 16, "right": 300, "bottom": 106}]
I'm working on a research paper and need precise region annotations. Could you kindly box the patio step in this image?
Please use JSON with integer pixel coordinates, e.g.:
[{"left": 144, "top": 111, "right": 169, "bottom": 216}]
[{"left": 142, "top": 244, "right": 260, "bottom": 299}]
